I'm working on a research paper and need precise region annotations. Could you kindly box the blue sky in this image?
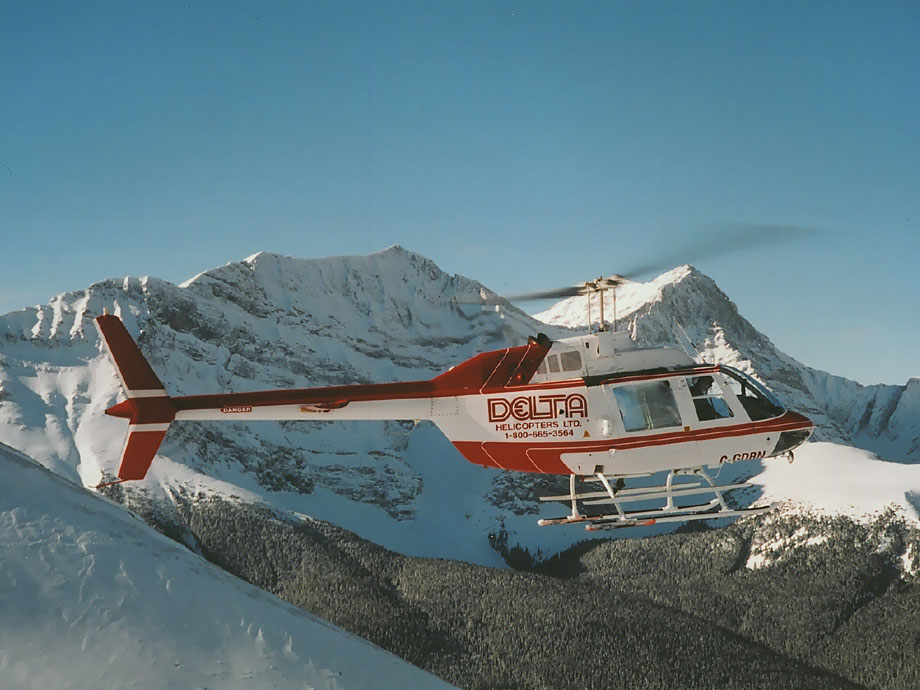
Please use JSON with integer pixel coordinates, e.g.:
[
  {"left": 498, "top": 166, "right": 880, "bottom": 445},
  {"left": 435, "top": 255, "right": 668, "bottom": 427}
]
[{"left": 1, "top": 1, "right": 917, "bottom": 384}]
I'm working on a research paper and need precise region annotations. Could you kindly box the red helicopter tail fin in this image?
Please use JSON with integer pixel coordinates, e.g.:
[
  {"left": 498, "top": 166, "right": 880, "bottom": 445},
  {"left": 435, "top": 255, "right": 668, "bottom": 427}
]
[
  {"left": 95, "top": 314, "right": 176, "bottom": 481},
  {"left": 95, "top": 314, "right": 167, "bottom": 396}
]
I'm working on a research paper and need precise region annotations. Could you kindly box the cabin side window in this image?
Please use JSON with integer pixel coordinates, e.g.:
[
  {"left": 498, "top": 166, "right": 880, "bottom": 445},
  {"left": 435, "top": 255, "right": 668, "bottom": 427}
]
[
  {"left": 546, "top": 354, "right": 560, "bottom": 373},
  {"left": 611, "top": 380, "right": 682, "bottom": 432},
  {"left": 559, "top": 350, "right": 582, "bottom": 372},
  {"left": 686, "top": 375, "right": 733, "bottom": 421},
  {"left": 536, "top": 359, "right": 548, "bottom": 375}
]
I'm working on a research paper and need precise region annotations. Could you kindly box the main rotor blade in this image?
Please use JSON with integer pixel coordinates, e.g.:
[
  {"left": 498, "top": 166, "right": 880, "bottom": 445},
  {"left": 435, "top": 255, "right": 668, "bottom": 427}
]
[
  {"left": 458, "top": 222, "right": 822, "bottom": 307},
  {"left": 615, "top": 222, "right": 821, "bottom": 282},
  {"left": 505, "top": 285, "right": 588, "bottom": 302},
  {"left": 505, "top": 222, "right": 821, "bottom": 304}
]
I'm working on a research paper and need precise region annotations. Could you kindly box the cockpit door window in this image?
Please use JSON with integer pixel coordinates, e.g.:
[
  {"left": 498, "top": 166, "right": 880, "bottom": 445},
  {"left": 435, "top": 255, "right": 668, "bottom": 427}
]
[{"left": 686, "top": 375, "right": 734, "bottom": 422}]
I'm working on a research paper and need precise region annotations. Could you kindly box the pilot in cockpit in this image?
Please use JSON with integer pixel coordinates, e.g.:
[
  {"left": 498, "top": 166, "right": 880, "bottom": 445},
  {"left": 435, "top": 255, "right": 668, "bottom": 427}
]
[{"left": 689, "top": 376, "right": 733, "bottom": 421}]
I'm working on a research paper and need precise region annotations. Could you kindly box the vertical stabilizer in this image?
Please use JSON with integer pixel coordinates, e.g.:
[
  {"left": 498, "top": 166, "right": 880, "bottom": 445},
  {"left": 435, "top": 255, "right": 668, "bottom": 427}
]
[{"left": 95, "top": 315, "right": 176, "bottom": 482}]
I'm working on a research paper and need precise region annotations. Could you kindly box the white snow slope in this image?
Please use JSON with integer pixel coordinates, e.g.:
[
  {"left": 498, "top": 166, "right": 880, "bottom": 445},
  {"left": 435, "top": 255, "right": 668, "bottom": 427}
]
[
  {"left": 751, "top": 441, "right": 920, "bottom": 522},
  {"left": 0, "top": 441, "right": 455, "bottom": 690},
  {"left": 1, "top": 249, "right": 918, "bottom": 564}
]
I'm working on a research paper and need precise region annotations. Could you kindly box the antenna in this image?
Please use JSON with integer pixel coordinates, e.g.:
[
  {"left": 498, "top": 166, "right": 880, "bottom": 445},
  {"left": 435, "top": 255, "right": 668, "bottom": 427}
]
[
  {"left": 597, "top": 280, "right": 605, "bottom": 331},
  {"left": 586, "top": 289, "right": 592, "bottom": 332},
  {"left": 612, "top": 285, "right": 617, "bottom": 332}
]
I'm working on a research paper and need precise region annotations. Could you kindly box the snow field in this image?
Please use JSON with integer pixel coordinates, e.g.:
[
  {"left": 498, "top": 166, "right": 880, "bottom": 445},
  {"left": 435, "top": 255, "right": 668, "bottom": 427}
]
[{"left": 0, "top": 442, "right": 455, "bottom": 690}]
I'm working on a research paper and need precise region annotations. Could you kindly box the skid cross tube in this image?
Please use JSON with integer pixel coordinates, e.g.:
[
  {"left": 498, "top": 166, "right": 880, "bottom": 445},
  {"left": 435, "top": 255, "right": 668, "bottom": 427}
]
[
  {"left": 539, "top": 466, "right": 768, "bottom": 530},
  {"left": 581, "top": 481, "right": 753, "bottom": 506},
  {"left": 585, "top": 504, "right": 776, "bottom": 531}
]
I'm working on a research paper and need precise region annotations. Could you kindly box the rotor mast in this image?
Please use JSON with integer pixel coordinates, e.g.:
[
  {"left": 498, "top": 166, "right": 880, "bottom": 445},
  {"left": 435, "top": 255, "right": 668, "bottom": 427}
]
[{"left": 585, "top": 276, "right": 623, "bottom": 333}]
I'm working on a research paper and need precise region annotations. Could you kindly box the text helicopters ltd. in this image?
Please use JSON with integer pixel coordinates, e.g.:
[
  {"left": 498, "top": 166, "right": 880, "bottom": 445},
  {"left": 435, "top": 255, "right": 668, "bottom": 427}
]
[{"left": 96, "top": 227, "right": 815, "bottom": 530}]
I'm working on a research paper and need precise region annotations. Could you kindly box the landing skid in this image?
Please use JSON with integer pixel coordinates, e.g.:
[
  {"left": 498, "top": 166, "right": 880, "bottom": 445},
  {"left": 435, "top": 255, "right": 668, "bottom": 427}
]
[{"left": 537, "top": 467, "right": 774, "bottom": 530}]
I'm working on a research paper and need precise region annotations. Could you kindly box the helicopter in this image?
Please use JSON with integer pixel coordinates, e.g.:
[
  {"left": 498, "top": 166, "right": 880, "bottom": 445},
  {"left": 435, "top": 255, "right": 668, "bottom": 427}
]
[{"left": 95, "top": 227, "right": 815, "bottom": 530}]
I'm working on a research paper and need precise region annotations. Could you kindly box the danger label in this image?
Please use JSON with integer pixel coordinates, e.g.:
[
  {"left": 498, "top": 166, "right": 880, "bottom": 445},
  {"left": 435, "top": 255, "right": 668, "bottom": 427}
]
[{"left": 221, "top": 405, "right": 252, "bottom": 414}]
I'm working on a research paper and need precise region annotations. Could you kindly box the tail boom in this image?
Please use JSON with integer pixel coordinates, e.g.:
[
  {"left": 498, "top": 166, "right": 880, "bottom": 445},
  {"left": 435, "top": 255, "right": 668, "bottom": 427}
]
[{"left": 95, "top": 313, "right": 551, "bottom": 482}]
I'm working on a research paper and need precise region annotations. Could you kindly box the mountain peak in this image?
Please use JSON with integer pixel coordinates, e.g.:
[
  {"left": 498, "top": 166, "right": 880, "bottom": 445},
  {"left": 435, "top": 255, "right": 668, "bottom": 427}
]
[
  {"left": 650, "top": 264, "right": 722, "bottom": 291},
  {"left": 535, "top": 264, "right": 722, "bottom": 329},
  {"left": 243, "top": 250, "right": 269, "bottom": 264},
  {"left": 657, "top": 263, "right": 698, "bottom": 282}
]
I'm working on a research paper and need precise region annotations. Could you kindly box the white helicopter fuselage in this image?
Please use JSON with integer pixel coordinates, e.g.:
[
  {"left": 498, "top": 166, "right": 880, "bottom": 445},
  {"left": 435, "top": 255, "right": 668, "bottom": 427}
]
[{"left": 170, "top": 330, "right": 812, "bottom": 478}]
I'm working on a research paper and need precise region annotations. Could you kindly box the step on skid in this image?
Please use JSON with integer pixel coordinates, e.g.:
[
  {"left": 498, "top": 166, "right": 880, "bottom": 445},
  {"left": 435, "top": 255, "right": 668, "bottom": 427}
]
[{"left": 537, "top": 466, "right": 774, "bottom": 530}]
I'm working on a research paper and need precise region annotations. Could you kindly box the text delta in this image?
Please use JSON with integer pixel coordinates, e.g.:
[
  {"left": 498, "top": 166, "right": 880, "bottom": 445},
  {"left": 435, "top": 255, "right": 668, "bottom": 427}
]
[{"left": 488, "top": 393, "right": 588, "bottom": 423}]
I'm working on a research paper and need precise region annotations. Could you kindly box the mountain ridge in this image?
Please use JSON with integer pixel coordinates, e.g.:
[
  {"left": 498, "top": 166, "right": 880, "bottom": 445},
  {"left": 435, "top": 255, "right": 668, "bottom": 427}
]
[{"left": 1, "top": 248, "right": 918, "bottom": 564}]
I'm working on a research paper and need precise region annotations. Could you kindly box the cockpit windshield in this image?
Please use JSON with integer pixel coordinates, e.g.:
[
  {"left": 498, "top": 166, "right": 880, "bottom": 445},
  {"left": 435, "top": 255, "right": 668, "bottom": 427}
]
[{"left": 720, "top": 365, "right": 785, "bottom": 421}]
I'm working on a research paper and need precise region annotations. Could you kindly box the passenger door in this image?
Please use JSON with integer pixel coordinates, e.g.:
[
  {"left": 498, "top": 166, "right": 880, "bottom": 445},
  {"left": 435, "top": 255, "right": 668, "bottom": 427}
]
[{"left": 604, "top": 378, "right": 699, "bottom": 474}]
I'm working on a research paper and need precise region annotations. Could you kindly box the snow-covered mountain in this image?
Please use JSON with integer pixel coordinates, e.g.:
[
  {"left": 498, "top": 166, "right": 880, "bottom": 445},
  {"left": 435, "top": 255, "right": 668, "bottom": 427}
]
[
  {"left": 0, "top": 440, "right": 454, "bottom": 690},
  {"left": 0, "top": 247, "right": 580, "bottom": 564},
  {"left": 3, "top": 249, "right": 919, "bottom": 690},
  {"left": 1, "top": 249, "right": 918, "bottom": 565}
]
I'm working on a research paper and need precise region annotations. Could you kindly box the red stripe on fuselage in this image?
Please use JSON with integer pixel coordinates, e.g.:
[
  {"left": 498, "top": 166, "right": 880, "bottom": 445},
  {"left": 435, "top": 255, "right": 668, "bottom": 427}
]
[
  {"left": 609, "top": 410, "right": 812, "bottom": 450},
  {"left": 452, "top": 410, "right": 813, "bottom": 474}
]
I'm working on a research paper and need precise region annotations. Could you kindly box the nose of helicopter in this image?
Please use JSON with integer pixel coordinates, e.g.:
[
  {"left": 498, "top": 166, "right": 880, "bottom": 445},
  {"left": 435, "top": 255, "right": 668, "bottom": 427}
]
[
  {"left": 771, "top": 410, "right": 814, "bottom": 456},
  {"left": 785, "top": 410, "right": 813, "bottom": 427}
]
